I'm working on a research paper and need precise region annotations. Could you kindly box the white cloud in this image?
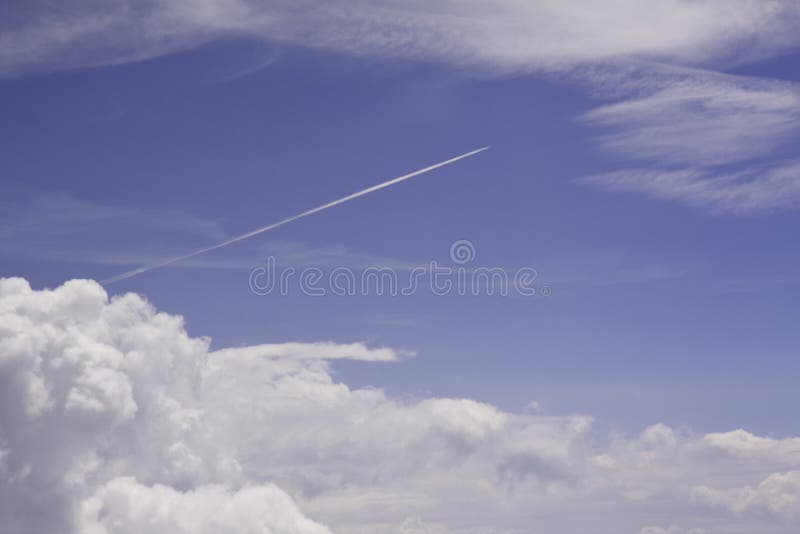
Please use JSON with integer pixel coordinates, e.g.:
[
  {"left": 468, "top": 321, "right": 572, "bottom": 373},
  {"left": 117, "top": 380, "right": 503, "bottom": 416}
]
[
  {"left": 0, "top": 277, "right": 329, "bottom": 533},
  {"left": 211, "top": 342, "right": 405, "bottom": 362},
  {"left": 5, "top": 4, "right": 800, "bottom": 215},
  {"left": 702, "top": 429, "right": 800, "bottom": 461},
  {"left": 4, "top": 3, "right": 800, "bottom": 216},
  {"left": 3, "top": 277, "right": 800, "bottom": 533},
  {"left": 581, "top": 71, "right": 800, "bottom": 168},
  {"left": 2, "top": 1, "right": 799, "bottom": 77},
  {"left": 578, "top": 161, "right": 800, "bottom": 213},
  {"left": 693, "top": 470, "right": 800, "bottom": 521},
  {"left": 80, "top": 478, "right": 333, "bottom": 534},
  {"left": 576, "top": 65, "right": 800, "bottom": 213}
]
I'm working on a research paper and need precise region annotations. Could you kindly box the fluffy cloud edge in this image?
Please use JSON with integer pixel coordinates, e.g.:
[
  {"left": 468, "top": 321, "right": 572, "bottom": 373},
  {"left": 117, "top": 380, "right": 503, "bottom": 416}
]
[{"left": 2, "top": 277, "right": 800, "bottom": 533}]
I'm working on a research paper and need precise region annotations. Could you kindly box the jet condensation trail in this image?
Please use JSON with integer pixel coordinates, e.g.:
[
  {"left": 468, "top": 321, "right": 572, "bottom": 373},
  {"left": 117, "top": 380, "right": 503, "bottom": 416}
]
[{"left": 102, "top": 146, "right": 489, "bottom": 284}]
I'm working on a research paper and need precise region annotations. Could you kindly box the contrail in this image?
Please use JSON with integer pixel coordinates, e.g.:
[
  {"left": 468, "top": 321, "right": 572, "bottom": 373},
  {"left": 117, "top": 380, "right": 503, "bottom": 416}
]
[{"left": 102, "top": 146, "right": 489, "bottom": 284}]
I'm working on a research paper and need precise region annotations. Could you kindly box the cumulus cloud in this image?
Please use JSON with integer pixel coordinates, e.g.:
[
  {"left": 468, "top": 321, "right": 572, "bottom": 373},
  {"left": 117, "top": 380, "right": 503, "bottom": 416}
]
[
  {"left": 2, "top": 1, "right": 800, "bottom": 77},
  {"left": 693, "top": 470, "right": 800, "bottom": 521},
  {"left": 80, "top": 478, "right": 333, "bottom": 534},
  {"left": 0, "top": 276, "right": 330, "bottom": 533},
  {"left": 2, "top": 277, "right": 800, "bottom": 533}
]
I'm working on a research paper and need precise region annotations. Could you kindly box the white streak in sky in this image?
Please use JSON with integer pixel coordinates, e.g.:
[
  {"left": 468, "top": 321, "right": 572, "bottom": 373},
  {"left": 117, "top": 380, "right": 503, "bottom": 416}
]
[{"left": 101, "top": 147, "right": 489, "bottom": 284}]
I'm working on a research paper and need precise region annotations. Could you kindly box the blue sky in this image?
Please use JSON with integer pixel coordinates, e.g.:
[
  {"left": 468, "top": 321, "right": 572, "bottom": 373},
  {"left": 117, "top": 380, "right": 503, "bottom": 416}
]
[
  {"left": 5, "top": 38, "right": 799, "bottom": 434},
  {"left": 2, "top": 3, "right": 800, "bottom": 533}
]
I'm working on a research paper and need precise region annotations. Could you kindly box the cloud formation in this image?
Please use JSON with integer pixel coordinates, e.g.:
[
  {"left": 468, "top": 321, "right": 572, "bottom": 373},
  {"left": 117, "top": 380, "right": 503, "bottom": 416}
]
[
  {"left": 578, "top": 66, "right": 800, "bottom": 213},
  {"left": 0, "top": 188, "right": 429, "bottom": 275},
  {"left": 693, "top": 470, "right": 800, "bottom": 521},
  {"left": 579, "top": 161, "right": 800, "bottom": 213},
  {"left": 2, "top": 277, "right": 800, "bottom": 533},
  {"left": 0, "top": 277, "right": 331, "bottom": 533},
  {"left": 582, "top": 71, "right": 800, "bottom": 168},
  {"left": 4, "top": 2, "right": 799, "bottom": 214},
  {"left": 81, "top": 479, "right": 333, "bottom": 534},
  {"left": 2, "top": 1, "right": 800, "bottom": 77}
]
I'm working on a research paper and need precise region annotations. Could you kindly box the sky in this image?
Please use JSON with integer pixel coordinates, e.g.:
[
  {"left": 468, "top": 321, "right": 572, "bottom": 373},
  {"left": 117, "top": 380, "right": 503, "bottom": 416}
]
[{"left": 1, "top": 2, "right": 800, "bottom": 534}]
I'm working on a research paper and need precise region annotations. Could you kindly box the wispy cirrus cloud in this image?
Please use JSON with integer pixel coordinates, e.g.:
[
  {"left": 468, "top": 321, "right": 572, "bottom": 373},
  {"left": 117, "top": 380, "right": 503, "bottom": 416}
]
[
  {"left": 0, "top": 187, "right": 227, "bottom": 240},
  {"left": 0, "top": 187, "right": 238, "bottom": 270},
  {"left": 581, "top": 71, "right": 800, "bottom": 168},
  {"left": 4, "top": 3, "right": 800, "bottom": 215},
  {"left": 2, "top": 1, "right": 800, "bottom": 77},
  {"left": 0, "top": 187, "right": 693, "bottom": 290},
  {"left": 0, "top": 187, "right": 429, "bottom": 273},
  {"left": 576, "top": 65, "right": 800, "bottom": 213},
  {"left": 579, "top": 161, "right": 800, "bottom": 214}
]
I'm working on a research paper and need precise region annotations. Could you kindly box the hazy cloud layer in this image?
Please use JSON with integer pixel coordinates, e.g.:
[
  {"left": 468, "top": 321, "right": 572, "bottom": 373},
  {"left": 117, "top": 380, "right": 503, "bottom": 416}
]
[
  {"left": 0, "top": 188, "right": 428, "bottom": 273},
  {"left": 2, "top": 278, "right": 800, "bottom": 533},
  {"left": 2, "top": 1, "right": 800, "bottom": 77}
]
